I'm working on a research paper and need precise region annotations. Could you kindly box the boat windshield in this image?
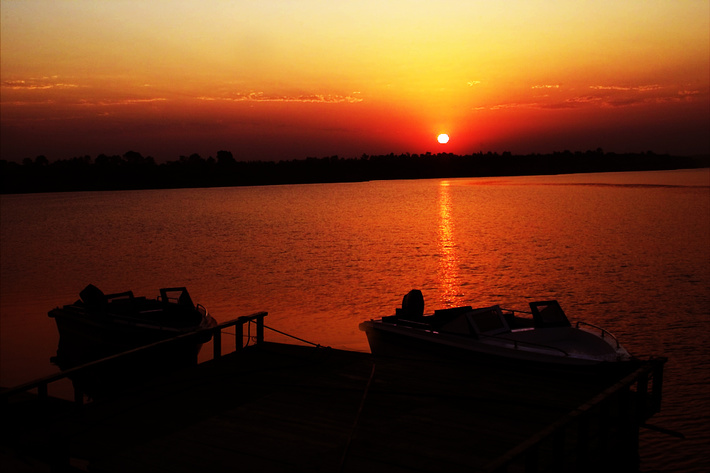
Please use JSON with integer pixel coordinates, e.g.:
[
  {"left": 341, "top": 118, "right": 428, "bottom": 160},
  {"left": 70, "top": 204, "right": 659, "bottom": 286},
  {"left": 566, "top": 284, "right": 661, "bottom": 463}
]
[{"left": 467, "top": 306, "right": 510, "bottom": 336}]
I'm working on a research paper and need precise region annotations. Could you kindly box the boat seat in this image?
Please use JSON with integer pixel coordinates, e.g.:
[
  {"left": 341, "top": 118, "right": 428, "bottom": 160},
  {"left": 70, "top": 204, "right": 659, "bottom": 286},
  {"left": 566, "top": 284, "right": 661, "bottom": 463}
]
[
  {"left": 160, "top": 287, "right": 195, "bottom": 308},
  {"left": 504, "top": 312, "right": 535, "bottom": 329},
  {"left": 440, "top": 314, "right": 474, "bottom": 335},
  {"left": 431, "top": 306, "right": 473, "bottom": 328},
  {"left": 79, "top": 284, "right": 136, "bottom": 313},
  {"left": 530, "top": 300, "right": 571, "bottom": 328}
]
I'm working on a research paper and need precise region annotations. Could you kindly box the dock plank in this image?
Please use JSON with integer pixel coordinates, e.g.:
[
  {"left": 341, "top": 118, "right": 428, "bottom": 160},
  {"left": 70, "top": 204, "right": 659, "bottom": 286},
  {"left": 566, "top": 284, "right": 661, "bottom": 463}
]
[{"left": 3, "top": 342, "right": 641, "bottom": 472}]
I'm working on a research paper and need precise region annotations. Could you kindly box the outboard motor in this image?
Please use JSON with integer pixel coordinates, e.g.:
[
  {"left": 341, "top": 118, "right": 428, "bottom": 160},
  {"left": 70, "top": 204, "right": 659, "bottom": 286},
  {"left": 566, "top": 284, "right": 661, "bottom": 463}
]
[
  {"left": 398, "top": 289, "right": 424, "bottom": 319},
  {"left": 79, "top": 284, "right": 107, "bottom": 311}
]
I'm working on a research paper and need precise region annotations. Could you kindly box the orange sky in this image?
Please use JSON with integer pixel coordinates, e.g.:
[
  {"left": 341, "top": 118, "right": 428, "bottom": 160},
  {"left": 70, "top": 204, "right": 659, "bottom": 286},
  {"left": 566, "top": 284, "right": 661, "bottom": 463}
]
[{"left": 1, "top": 1, "right": 709, "bottom": 162}]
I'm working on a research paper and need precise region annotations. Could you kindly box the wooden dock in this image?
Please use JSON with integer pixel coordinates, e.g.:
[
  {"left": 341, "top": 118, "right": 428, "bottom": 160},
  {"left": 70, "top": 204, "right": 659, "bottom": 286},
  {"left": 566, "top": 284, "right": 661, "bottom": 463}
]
[{"left": 1, "top": 315, "right": 666, "bottom": 473}]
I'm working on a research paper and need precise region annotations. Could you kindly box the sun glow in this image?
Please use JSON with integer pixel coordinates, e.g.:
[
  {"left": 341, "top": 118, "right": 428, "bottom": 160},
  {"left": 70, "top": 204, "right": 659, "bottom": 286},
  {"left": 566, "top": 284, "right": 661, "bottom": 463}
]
[{"left": 0, "top": 2, "right": 707, "bottom": 162}]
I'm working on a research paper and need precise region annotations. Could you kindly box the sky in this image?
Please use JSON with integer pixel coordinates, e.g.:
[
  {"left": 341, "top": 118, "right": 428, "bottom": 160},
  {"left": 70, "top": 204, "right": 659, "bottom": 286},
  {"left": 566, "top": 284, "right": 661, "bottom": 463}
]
[{"left": 1, "top": 0, "right": 709, "bottom": 163}]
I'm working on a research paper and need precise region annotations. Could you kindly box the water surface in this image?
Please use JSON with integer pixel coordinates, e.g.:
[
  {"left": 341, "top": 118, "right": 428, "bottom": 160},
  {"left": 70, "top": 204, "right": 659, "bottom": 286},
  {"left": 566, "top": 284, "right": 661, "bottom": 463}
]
[{"left": 1, "top": 168, "right": 709, "bottom": 472}]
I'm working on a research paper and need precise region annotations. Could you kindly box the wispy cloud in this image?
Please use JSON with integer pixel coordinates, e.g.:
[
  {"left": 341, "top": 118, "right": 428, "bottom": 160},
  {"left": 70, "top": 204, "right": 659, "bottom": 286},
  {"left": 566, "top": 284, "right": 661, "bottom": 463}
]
[
  {"left": 2, "top": 95, "right": 168, "bottom": 108},
  {"left": 539, "top": 96, "right": 603, "bottom": 109},
  {"left": 479, "top": 83, "right": 705, "bottom": 111},
  {"left": 488, "top": 102, "right": 540, "bottom": 110},
  {"left": 78, "top": 98, "right": 168, "bottom": 106},
  {"left": 198, "top": 91, "right": 363, "bottom": 104},
  {"left": 589, "top": 84, "right": 661, "bottom": 92},
  {"left": 587, "top": 84, "right": 704, "bottom": 107},
  {"left": 467, "top": 80, "right": 481, "bottom": 87},
  {"left": 2, "top": 76, "right": 80, "bottom": 90},
  {"left": 2, "top": 76, "right": 167, "bottom": 107},
  {"left": 1, "top": 100, "right": 58, "bottom": 107}
]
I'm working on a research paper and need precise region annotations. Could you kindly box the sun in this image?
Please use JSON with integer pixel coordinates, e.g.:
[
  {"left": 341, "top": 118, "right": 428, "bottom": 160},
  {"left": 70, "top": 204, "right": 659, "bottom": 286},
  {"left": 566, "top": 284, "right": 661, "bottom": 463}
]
[{"left": 437, "top": 133, "right": 449, "bottom": 144}]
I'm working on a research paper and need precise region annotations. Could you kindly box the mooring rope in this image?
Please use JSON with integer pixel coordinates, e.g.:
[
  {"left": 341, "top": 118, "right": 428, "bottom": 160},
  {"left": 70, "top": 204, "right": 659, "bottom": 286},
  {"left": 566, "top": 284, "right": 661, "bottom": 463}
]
[
  {"left": 262, "top": 323, "right": 330, "bottom": 349},
  {"left": 216, "top": 320, "right": 329, "bottom": 349},
  {"left": 339, "top": 362, "right": 376, "bottom": 472},
  {"left": 244, "top": 319, "right": 252, "bottom": 347}
]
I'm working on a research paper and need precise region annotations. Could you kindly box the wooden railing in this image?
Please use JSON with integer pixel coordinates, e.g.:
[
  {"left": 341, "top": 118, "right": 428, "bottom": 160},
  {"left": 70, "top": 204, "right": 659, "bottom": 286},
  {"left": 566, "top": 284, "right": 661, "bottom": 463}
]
[
  {"left": 484, "top": 356, "right": 667, "bottom": 473},
  {"left": 0, "top": 312, "right": 267, "bottom": 408}
]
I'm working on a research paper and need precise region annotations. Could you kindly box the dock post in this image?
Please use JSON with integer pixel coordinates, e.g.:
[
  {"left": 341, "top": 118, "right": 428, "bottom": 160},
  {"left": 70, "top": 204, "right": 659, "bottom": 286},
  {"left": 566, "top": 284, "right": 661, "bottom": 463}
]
[
  {"left": 73, "top": 387, "right": 83, "bottom": 407},
  {"left": 256, "top": 313, "right": 265, "bottom": 345},
  {"left": 576, "top": 414, "right": 590, "bottom": 470},
  {"left": 598, "top": 398, "right": 611, "bottom": 455},
  {"left": 213, "top": 328, "right": 222, "bottom": 358},
  {"left": 651, "top": 358, "right": 665, "bottom": 414},
  {"left": 636, "top": 373, "right": 649, "bottom": 422},
  {"left": 38, "top": 382, "right": 48, "bottom": 403},
  {"left": 552, "top": 429, "right": 565, "bottom": 472},
  {"left": 524, "top": 444, "right": 538, "bottom": 472},
  {"left": 236, "top": 322, "right": 244, "bottom": 350},
  {"left": 618, "top": 387, "right": 640, "bottom": 471}
]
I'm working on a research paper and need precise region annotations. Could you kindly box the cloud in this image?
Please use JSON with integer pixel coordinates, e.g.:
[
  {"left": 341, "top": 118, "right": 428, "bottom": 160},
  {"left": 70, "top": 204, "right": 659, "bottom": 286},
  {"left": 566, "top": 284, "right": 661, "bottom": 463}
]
[
  {"left": 540, "top": 95, "right": 604, "bottom": 109},
  {"left": 2, "top": 77, "right": 80, "bottom": 90},
  {"left": 586, "top": 84, "right": 705, "bottom": 107},
  {"left": 78, "top": 98, "right": 168, "bottom": 106},
  {"left": 589, "top": 84, "right": 661, "bottom": 92},
  {"left": 467, "top": 80, "right": 481, "bottom": 87},
  {"left": 1, "top": 100, "right": 58, "bottom": 107},
  {"left": 197, "top": 91, "right": 363, "bottom": 104},
  {"left": 480, "top": 83, "right": 705, "bottom": 111},
  {"left": 488, "top": 102, "right": 540, "bottom": 110},
  {"left": 2, "top": 95, "right": 168, "bottom": 109}
]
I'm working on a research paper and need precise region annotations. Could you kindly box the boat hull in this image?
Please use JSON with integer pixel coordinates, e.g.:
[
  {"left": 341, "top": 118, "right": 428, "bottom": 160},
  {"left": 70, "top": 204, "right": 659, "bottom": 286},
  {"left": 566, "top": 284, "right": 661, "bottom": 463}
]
[
  {"left": 48, "top": 287, "right": 217, "bottom": 400},
  {"left": 360, "top": 320, "right": 636, "bottom": 377},
  {"left": 50, "top": 305, "right": 213, "bottom": 360}
]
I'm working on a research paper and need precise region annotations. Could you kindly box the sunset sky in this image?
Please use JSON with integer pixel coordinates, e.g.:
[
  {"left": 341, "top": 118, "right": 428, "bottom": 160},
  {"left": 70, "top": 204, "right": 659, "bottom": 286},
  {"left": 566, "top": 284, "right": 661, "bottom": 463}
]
[{"left": 1, "top": 0, "right": 708, "bottom": 163}]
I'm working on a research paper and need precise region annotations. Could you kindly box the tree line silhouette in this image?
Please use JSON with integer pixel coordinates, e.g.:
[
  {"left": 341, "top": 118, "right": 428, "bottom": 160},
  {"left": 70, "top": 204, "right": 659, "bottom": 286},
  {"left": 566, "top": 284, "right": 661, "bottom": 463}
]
[{"left": 1, "top": 149, "right": 707, "bottom": 194}]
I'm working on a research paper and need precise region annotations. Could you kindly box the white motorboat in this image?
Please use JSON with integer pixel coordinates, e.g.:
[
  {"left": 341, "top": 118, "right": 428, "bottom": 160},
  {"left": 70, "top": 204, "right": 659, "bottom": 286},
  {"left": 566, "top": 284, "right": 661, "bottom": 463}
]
[{"left": 359, "top": 290, "right": 633, "bottom": 370}]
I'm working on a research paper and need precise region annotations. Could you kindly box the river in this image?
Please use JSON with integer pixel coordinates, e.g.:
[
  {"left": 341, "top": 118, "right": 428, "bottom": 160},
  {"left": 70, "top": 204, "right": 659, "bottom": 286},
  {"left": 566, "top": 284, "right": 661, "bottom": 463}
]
[{"left": 1, "top": 168, "right": 708, "bottom": 472}]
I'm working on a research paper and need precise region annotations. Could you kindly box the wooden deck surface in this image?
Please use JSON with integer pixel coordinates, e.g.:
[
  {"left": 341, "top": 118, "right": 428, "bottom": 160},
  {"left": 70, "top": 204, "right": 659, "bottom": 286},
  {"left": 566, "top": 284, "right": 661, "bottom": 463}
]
[{"left": 3, "top": 342, "right": 643, "bottom": 472}]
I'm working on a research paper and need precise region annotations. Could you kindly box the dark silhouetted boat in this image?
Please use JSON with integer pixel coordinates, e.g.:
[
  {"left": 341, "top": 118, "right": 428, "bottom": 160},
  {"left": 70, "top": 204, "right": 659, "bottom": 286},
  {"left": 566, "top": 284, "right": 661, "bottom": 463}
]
[
  {"left": 359, "top": 290, "right": 633, "bottom": 372},
  {"left": 49, "top": 284, "right": 217, "bottom": 398}
]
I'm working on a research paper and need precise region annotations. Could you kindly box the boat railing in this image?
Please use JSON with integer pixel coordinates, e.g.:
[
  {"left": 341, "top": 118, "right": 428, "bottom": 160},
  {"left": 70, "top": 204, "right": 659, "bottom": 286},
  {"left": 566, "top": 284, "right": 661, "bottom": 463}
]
[
  {"left": 391, "top": 318, "right": 433, "bottom": 329},
  {"left": 0, "top": 311, "right": 268, "bottom": 409},
  {"left": 575, "top": 321, "right": 621, "bottom": 348},
  {"left": 391, "top": 313, "right": 572, "bottom": 358}
]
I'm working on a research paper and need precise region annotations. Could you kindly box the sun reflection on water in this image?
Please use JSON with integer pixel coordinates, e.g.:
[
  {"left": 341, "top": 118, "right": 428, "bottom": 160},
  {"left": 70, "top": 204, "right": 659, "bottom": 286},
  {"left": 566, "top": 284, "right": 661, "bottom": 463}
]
[{"left": 437, "top": 181, "right": 462, "bottom": 307}]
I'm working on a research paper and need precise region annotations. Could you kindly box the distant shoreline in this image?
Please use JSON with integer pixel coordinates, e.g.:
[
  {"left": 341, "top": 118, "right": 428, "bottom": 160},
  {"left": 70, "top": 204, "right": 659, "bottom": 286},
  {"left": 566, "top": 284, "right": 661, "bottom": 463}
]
[{"left": 2, "top": 151, "right": 708, "bottom": 194}]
